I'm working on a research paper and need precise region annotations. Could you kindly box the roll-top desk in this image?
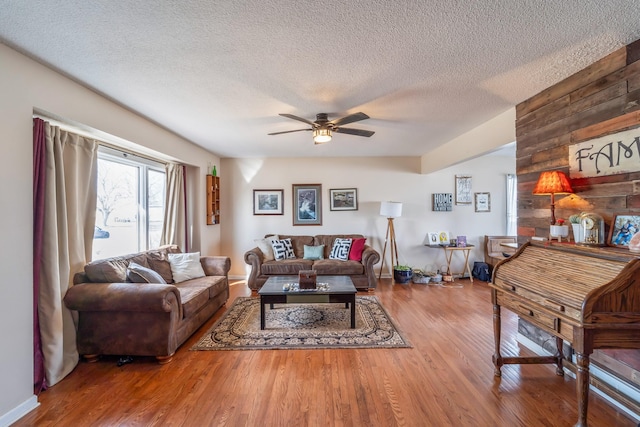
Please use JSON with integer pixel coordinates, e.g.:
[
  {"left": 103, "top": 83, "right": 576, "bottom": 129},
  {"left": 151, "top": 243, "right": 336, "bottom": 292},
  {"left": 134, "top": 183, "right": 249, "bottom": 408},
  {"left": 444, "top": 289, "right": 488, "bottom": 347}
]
[{"left": 490, "top": 242, "right": 640, "bottom": 427}]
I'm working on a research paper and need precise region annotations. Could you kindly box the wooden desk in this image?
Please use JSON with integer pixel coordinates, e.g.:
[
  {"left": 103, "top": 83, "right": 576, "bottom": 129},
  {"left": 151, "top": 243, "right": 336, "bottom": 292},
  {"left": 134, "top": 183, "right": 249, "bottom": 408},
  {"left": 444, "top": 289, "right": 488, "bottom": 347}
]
[
  {"left": 427, "top": 245, "right": 474, "bottom": 282},
  {"left": 491, "top": 242, "right": 640, "bottom": 427}
]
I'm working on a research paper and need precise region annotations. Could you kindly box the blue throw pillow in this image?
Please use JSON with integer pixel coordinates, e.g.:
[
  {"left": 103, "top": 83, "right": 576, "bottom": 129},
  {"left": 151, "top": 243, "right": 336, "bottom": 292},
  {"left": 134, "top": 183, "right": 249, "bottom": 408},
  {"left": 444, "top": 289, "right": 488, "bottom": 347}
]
[{"left": 303, "top": 245, "right": 324, "bottom": 260}]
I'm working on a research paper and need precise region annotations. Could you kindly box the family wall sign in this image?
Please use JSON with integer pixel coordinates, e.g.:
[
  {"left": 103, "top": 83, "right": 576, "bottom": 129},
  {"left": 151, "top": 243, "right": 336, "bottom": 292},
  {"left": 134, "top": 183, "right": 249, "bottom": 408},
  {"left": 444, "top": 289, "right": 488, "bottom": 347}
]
[{"left": 569, "top": 127, "right": 640, "bottom": 178}]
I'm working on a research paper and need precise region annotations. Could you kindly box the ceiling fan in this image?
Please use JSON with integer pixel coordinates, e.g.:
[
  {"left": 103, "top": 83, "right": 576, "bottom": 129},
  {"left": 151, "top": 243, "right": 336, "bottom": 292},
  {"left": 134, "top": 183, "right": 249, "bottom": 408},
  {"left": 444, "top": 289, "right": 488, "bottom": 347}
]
[{"left": 268, "top": 112, "right": 375, "bottom": 144}]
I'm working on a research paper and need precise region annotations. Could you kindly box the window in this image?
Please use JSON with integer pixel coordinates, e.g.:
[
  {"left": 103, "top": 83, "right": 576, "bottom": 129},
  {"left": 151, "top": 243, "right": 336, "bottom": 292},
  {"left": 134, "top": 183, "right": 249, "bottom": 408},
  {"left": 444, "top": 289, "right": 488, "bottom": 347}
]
[
  {"left": 92, "top": 146, "right": 165, "bottom": 260},
  {"left": 506, "top": 173, "right": 517, "bottom": 236}
]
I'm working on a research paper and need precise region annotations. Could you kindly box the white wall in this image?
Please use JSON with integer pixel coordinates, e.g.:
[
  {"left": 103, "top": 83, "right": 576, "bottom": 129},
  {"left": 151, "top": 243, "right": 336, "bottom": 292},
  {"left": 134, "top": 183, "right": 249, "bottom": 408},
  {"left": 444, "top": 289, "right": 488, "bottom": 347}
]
[
  {"left": 0, "top": 43, "right": 222, "bottom": 425},
  {"left": 221, "top": 154, "right": 515, "bottom": 279}
]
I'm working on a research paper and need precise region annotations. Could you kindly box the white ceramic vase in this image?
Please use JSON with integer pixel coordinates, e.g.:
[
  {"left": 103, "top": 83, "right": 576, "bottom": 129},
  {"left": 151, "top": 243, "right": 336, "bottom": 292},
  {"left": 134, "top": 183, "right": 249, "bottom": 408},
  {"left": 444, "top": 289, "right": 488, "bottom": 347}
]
[{"left": 571, "top": 223, "right": 583, "bottom": 243}]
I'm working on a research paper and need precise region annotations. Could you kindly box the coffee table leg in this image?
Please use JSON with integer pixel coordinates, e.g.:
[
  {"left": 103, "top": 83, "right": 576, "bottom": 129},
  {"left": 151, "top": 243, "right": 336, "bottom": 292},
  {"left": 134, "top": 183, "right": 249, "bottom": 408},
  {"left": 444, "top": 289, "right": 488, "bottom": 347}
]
[
  {"left": 260, "top": 298, "right": 265, "bottom": 330},
  {"left": 350, "top": 296, "right": 356, "bottom": 328}
]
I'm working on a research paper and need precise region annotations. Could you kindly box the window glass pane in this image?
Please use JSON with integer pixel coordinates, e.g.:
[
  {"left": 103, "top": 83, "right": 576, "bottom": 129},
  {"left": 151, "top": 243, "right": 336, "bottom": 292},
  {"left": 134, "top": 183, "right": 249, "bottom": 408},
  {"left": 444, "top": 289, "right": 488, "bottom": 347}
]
[
  {"left": 92, "top": 150, "right": 165, "bottom": 260},
  {"left": 148, "top": 169, "right": 165, "bottom": 249}
]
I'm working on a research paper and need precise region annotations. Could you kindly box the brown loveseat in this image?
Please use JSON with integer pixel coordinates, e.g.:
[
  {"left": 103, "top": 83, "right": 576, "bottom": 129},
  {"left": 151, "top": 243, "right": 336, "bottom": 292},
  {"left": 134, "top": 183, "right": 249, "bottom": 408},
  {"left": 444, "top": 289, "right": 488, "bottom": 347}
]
[
  {"left": 64, "top": 245, "right": 230, "bottom": 364},
  {"left": 244, "top": 234, "right": 380, "bottom": 291}
]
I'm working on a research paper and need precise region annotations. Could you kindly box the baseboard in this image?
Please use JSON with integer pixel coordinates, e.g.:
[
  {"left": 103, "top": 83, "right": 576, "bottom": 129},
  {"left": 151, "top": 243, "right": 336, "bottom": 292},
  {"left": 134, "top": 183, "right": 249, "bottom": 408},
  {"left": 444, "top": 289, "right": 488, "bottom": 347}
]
[
  {"left": 0, "top": 395, "right": 39, "bottom": 427},
  {"left": 517, "top": 333, "right": 640, "bottom": 423}
]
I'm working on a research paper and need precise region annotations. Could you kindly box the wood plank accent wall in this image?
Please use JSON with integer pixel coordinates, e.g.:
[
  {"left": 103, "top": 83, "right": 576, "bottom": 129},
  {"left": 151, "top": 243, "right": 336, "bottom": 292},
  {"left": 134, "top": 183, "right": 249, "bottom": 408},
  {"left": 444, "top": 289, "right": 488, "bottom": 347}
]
[
  {"left": 517, "top": 39, "right": 640, "bottom": 239},
  {"left": 515, "top": 38, "right": 640, "bottom": 394}
]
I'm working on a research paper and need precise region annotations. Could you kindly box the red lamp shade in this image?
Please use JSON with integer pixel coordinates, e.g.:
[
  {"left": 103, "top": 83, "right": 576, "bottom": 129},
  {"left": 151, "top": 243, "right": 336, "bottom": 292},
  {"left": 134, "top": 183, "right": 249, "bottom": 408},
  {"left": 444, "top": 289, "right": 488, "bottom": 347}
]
[
  {"left": 532, "top": 171, "right": 574, "bottom": 195},
  {"left": 532, "top": 171, "right": 574, "bottom": 225}
]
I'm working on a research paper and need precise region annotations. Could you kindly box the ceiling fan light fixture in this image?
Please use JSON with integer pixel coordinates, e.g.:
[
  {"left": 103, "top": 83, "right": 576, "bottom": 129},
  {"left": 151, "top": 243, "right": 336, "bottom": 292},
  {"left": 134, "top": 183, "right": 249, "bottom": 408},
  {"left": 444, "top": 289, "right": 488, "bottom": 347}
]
[{"left": 313, "top": 128, "right": 332, "bottom": 144}]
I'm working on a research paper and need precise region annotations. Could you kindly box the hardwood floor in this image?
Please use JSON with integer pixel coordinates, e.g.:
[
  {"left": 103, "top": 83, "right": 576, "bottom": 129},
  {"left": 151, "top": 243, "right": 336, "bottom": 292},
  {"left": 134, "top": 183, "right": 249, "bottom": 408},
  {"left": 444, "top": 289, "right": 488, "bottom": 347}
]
[{"left": 16, "top": 279, "right": 638, "bottom": 426}]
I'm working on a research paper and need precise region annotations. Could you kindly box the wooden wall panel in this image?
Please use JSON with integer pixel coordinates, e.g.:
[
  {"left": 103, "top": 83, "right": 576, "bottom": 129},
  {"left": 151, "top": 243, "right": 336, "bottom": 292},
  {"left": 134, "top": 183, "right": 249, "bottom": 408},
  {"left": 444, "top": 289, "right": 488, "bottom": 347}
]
[{"left": 515, "top": 38, "right": 640, "bottom": 390}]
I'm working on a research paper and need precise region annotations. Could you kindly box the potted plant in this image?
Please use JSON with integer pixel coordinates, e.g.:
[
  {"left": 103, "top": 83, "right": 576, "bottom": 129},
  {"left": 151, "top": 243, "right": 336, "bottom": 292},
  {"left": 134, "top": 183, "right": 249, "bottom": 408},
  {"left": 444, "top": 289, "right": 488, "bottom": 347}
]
[
  {"left": 569, "top": 213, "right": 584, "bottom": 243},
  {"left": 550, "top": 218, "right": 569, "bottom": 241},
  {"left": 393, "top": 264, "right": 413, "bottom": 284}
]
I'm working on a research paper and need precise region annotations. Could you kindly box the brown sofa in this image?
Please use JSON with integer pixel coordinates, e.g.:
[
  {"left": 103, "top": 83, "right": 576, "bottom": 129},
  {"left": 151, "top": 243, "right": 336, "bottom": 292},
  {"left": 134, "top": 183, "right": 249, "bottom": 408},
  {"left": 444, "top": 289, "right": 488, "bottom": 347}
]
[
  {"left": 244, "top": 234, "right": 380, "bottom": 291},
  {"left": 64, "top": 245, "right": 230, "bottom": 364}
]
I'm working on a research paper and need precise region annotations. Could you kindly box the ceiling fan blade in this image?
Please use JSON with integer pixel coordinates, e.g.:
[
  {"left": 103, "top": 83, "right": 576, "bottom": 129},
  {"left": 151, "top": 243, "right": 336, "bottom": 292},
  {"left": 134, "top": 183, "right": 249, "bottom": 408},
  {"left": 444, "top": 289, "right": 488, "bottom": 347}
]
[
  {"left": 279, "top": 113, "right": 314, "bottom": 126},
  {"left": 334, "top": 127, "right": 375, "bottom": 137},
  {"left": 331, "top": 112, "right": 370, "bottom": 127},
  {"left": 268, "top": 129, "right": 311, "bottom": 135}
]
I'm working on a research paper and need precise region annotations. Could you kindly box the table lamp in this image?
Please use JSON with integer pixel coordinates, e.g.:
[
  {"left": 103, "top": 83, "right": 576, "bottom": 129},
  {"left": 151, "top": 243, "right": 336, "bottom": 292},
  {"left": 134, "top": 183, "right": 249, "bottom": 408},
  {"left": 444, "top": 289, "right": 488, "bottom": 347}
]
[{"left": 532, "top": 170, "right": 573, "bottom": 225}]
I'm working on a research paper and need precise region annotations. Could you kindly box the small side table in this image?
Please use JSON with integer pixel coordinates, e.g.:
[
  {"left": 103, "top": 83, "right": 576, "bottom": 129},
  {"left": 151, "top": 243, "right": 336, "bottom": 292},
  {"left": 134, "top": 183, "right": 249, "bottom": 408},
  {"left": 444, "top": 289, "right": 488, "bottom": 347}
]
[
  {"left": 425, "top": 244, "right": 475, "bottom": 282},
  {"left": 443, "top": 245, "right": 474, "bottom": 282}
]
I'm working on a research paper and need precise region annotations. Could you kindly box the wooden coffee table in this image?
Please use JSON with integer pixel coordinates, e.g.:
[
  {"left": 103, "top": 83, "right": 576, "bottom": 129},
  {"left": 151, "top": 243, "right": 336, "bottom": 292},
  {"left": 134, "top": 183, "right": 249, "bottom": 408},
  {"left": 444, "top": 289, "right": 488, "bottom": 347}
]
[{"left": 258, "top": 275, "right": 357, "bottom": 330}]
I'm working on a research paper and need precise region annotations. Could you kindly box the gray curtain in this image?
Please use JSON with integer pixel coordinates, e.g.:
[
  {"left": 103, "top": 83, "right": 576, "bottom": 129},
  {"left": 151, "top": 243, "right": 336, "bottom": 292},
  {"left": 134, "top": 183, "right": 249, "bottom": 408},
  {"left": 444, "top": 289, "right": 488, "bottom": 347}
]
[
  {"left": 40, "top": 123, "right": 98, "bottom": 385},
  {"left": 160, "top": 163, "right": 186, "bottom": 250}
]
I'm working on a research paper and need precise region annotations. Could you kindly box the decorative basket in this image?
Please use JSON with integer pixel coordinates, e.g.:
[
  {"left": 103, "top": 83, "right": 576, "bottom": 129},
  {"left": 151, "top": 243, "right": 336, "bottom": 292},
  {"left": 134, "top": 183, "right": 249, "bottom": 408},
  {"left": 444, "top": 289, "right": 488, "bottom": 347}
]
[{"left": 412, "top": 275, "right": 431, "bottom": 284}]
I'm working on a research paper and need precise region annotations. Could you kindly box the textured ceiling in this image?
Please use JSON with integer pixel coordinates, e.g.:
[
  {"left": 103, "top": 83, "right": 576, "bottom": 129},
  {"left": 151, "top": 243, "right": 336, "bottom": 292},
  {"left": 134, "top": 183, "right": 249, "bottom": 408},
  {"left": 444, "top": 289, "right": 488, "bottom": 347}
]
[{"left": 2, "top": 1, "right": 640, "bottom": 159}]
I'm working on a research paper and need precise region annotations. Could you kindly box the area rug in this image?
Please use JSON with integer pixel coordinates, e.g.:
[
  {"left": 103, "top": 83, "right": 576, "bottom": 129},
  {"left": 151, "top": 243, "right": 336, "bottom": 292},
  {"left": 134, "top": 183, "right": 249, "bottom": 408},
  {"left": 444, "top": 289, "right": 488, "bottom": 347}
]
[{"left": 191, "top": 296, "right": 411, "bottom": 350}]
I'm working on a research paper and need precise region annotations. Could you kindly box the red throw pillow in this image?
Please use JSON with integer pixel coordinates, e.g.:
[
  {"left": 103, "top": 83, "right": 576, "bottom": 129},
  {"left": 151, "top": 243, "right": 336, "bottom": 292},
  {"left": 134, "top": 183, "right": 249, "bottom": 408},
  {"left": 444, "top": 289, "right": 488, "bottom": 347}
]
[{"left": 348, "top": 238, "right": 366, "bottom": 261}]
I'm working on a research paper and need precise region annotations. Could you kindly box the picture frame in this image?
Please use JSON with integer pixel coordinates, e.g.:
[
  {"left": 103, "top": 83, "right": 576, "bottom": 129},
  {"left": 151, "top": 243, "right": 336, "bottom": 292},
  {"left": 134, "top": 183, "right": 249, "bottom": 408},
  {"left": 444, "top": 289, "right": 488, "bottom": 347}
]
[
  {"left": 292, "top": 184, "right": 322, "bottom": 226},
  {"left": 427, "top": 232, "right": 439, "bottom": 246},
  {"left": 329, "top": 188, "right": 358, "bottom": 211},
  {"left": 437, "top": 231, "right": 450, "bottom": 245},
  {"left": 253, "top": 189, "right": 284, "bottom": 215},
  {"left": 608, "top": 213, "right": 640, "bottom": 248},
  {"left": 474, "top": 192, "right": 491, "bottom": 212},
  {"left": 455, "top": 175, "right": 472, "bottom": 205}
]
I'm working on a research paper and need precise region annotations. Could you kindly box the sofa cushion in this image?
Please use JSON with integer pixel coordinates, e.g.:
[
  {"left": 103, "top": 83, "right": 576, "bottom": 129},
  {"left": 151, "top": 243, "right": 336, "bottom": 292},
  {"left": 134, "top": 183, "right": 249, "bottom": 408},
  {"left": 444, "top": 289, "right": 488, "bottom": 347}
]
[
  {"left": 329, "top": 238, "right": 352, "bottom": 260},
  {"left": 261, "top": 259, "right": 314, "bottom": 275},
  {"left": 303, "top": 245, "right": 325, "bottom": 260},
  {"left": 271, "top": 238, "right": 295, "bottom": 260},
  {"left": 146, "top": 246, "right": 181, "bottom": 284},
  {"left": 275, "top": 235, "right": 314, "bottom": 258},
  {"left": 174, "top": 282, "right": 210, "bottom": 319},
  {"left": 254, "top": 235, "right": 280, "bottom": 261},
  {"left": 168, "top": 252, "right": 206, "bottom": 282},
  {"left": 127, "top": 262, "right": 167, "bottom": 284},
  {"left": 84, "top": 253, "right": 150, "bottom": 283},
  {"left": 348, "top": 238, "right": 367, "bottom": 261},
  {"left": 313, "top": 259, "right": 364, "bottom": 275}
]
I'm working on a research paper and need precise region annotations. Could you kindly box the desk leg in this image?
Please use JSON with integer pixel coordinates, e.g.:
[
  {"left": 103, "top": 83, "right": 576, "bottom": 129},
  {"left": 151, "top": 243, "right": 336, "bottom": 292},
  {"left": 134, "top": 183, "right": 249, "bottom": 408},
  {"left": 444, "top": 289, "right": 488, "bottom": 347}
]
[
  {"left": 575, "top": 352, "right": 590, "bottom": 427},
  {"left": 463, "top": 249, "right": 473, "bottom": 282},
  {"left": 492, "top": 302, "right": 503, "bottom": 377}
]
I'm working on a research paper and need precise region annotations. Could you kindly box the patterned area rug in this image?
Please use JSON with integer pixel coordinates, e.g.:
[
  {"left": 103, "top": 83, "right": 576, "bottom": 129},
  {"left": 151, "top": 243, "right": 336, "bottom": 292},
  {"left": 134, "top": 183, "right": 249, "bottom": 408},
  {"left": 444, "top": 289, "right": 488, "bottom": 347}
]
[{"left": 191, "top": 296, "right": 411, "bottom": 350}]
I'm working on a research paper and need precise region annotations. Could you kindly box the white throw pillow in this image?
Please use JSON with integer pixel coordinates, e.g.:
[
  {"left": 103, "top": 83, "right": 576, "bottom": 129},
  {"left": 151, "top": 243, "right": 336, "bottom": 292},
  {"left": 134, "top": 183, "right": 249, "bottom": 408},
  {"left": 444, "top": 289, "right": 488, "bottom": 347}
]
[
  {"left": 271, "top": 238, "right": 296, "bottom": 260},
  {"left": 254, "top": 235, "right": 279, "bottom": 261},
  {"left": 167, "top": 252, "right": 206, "bottom": 282},
  {"left": 329, "top": 238, "right": 352, "bottom": 261}
]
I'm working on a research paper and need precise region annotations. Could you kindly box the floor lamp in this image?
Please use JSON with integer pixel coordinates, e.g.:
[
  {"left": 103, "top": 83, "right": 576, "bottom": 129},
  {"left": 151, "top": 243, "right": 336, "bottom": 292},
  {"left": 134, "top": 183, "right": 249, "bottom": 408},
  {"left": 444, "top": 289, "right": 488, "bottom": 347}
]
[{"left": 378, "top": 201, "right": 403, "bottom": 279}]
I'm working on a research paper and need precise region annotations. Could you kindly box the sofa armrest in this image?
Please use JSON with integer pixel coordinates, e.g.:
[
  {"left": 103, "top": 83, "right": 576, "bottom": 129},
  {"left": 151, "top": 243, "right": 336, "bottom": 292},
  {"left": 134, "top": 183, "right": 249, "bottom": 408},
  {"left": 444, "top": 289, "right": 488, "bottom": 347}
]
[
  {"left": 64, "top": 282, "right": 181, "bottom": 313},
  {"left": 244, "top": 247, "right": 265, "bottom": 290},
  {"left": 200, "top": 256, "right": 231, "bottom": 277},
  {"left": 361, "top": 245, "right": 380, "bottom": 269},
  {"left": 361, "top": 245, "right": 381, "bottom": 289}
]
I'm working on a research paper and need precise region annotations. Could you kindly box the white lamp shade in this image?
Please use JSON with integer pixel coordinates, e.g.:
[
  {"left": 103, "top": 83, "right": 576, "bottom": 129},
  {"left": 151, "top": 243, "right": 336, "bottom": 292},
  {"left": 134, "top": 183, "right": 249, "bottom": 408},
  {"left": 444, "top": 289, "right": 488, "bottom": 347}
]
[{"left": 380, "top": 201, "right": 402, "bottom": 218}]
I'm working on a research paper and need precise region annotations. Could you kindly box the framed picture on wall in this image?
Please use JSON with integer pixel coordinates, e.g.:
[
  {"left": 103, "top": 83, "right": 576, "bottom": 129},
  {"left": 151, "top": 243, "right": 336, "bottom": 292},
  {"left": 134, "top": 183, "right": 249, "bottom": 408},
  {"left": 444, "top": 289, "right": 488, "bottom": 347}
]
[
  {"left": 455, "top": 175, "right": 472, "bottom": 205},
  {"left": 474, "top": 192, "right": 491, "bottom": 212},
  {"left": 292, "top": 184, "right": 322, "bottom": 225},
  {"left": 253, "top": 189, "right": 284, "bottom": 215},
  {"left": 329, "top": 188, "right": 358, "bottom": 211}
]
